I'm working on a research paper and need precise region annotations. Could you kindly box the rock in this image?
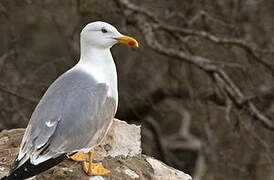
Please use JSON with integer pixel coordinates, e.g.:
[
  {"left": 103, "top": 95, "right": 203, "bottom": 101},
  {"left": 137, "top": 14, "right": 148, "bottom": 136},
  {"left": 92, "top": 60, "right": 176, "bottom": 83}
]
[
  {"left": 93, "top": 119, "right": 142, "bottom": 161},
  {"left": 146, "top": 157, "right": 192, "bottom": 180},
  {"left": 0, "top": 119, "right": 191, "bottom": 180}
]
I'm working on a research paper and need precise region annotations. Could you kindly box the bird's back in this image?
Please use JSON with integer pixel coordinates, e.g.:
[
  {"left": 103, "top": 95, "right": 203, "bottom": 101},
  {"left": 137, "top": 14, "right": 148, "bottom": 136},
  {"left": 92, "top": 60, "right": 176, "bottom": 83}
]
[{"left": 4, "top": 68, "right": 116, "bottom": 180}]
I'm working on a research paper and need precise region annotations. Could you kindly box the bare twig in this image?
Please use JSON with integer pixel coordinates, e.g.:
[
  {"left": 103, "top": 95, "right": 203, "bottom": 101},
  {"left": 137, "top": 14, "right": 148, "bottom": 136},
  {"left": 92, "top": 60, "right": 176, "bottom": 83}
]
[
  {"left": 0, "top": 50, "right": 15, "bottom": 74},
  {"left": 118, "top": 0, "right": 274, "bottom": 74},
  {"left": 21, "top": 57, "right": 68, "bottom": 84},
  {"left": 116, "top": 0, "right": 158, "bottom": 22},
  {"left": 165, "top": 105, "right": 202, "bottom": 151},
  {"left": 195, "top": 10, "right": 235, "bottom": 29},
  {"left": 193, "top": 151, "right": 205, "bottom": 180},
  {"left": 156, "top": 24, "right": 274, "bottom": 74},
  {"left": 0, "top": 2, "right": 9, "bottom": 19},
  {"left": 0, "top": 85, "right": 38, "bottom": 103},
  {"left": 241, "top": 121, "right": 274, "bottom": 165},
  {"left": 116, "top": 0, "right": 274, "bottom": 130},
  {"left": 144, "top": 116, "right": 173, "bottom": 164}
]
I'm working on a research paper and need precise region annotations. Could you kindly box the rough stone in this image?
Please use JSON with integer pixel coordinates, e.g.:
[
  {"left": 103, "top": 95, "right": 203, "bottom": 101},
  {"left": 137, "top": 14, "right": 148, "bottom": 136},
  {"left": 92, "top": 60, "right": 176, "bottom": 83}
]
[
  {"left": 146, "top": 157, "right": 192, "bottom": 180},
  {"left": 93, "top": 119, "right": 142, "bottom": 161},
  {"left": 0, "top": 119, "right": 191, "bottom": 180}
]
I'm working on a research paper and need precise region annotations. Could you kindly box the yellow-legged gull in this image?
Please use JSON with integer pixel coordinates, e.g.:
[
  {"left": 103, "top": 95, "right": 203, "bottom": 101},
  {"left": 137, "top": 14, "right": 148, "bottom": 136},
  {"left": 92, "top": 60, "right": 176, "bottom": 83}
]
[{"left": 1, "top": 21, "right": 138, "bottom": 180}]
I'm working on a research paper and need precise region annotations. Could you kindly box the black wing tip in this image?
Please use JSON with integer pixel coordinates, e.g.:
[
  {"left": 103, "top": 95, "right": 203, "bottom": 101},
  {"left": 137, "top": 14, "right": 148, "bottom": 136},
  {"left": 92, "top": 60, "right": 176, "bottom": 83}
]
[
  {"left": 3, "top": 153, "right": 68, "bottom": 180},
  {"left": 0, "top": 175, "right": 13, "bottom": 180},
  {"left": 9, "top": 158, "right": 20, "bottom": 174}
]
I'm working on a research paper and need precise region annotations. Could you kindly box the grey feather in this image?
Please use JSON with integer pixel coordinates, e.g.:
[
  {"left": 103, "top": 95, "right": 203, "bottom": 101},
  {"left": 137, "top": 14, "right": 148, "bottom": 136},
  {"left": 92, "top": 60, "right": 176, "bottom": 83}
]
[{"left": 17, "top": 68, "right": 116, "bottom": 166}]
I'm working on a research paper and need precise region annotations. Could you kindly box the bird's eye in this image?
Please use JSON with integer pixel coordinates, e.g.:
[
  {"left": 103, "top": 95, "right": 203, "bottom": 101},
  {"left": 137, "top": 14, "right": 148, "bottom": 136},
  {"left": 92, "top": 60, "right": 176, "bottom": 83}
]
[{"left": 101, "top": 28, "right": 108, "bottom": 33}]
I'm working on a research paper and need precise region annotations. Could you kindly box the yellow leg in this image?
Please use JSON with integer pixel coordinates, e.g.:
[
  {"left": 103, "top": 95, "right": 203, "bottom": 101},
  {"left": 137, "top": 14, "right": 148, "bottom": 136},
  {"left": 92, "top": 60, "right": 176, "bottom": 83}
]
[
  {"left": 70, "top": 151, "right": 85, "bottom": 162},
  {"left": 82, "top": 149, "right": 110, "bottom": 176}
]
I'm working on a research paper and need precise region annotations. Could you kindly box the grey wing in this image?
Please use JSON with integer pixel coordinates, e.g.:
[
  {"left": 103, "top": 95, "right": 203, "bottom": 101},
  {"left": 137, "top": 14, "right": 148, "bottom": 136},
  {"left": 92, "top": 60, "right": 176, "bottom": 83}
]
[{"left": 17, "top": 69, "right": 116, "bottom": 166}]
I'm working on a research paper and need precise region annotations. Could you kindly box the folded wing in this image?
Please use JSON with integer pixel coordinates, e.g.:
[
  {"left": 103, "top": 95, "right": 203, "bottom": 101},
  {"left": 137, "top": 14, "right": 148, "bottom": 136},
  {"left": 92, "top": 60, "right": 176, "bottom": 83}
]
[{"left": 13, "top": 69, "right": 116, "bottom": 172}]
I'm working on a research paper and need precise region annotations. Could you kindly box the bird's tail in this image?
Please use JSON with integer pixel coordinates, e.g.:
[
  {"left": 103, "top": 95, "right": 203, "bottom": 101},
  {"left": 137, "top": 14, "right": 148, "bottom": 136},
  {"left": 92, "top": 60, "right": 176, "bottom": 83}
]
[{"left": 1, "top": 154, "right": 67, "bottom": 180}]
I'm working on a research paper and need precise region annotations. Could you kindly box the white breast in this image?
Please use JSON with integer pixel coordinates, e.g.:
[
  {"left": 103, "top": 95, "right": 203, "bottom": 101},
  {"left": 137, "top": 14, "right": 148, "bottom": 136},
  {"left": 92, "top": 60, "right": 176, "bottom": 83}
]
[{"left": 73, "top": 49, "right": 118, "bottom": 110}]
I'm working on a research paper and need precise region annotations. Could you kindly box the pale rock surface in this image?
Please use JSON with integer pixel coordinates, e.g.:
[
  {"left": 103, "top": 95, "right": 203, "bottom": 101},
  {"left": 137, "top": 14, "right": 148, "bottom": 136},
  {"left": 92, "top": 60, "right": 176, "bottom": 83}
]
[
  {"left": 0, "top": 119, "right": 191, "bottom": 180},
  {"left": 146, "top": 157, "right": 192, "bottom": 180},
  {"left": 93, "top": 119, "right": 142, "bottom": 161}
]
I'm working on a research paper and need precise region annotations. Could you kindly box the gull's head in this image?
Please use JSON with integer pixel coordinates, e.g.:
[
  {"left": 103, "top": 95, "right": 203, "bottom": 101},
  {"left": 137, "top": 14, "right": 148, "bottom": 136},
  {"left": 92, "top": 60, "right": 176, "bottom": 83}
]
[{"left": 81, "top": 21, "right": 138, "bottom": 49}]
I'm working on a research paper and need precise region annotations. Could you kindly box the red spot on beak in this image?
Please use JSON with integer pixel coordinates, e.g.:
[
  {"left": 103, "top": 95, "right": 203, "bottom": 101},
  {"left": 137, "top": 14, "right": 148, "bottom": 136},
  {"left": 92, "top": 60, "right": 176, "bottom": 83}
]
[{"left": 128, "top": 41, "right": 135, "bottom": 46}]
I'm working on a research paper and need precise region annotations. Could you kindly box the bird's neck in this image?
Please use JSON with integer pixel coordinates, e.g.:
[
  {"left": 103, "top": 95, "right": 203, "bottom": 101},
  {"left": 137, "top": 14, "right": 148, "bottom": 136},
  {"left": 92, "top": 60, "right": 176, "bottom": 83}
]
[
  {"left": 79, "top": 47, "right": 114, "bottom": 69},
  {"left": 77, "top": 47, "right": 118, "bottom": 100}
]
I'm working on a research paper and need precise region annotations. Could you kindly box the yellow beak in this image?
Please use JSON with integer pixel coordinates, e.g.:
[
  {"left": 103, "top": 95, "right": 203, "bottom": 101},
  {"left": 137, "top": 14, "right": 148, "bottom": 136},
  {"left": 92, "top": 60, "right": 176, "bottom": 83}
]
[{"left": 114, "top": 35, "right": 138, "bottom": 47}]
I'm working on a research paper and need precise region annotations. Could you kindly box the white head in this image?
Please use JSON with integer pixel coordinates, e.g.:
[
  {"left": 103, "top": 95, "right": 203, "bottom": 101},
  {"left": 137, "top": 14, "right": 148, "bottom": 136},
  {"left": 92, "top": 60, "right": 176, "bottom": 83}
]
[{"left": 80, "top": 21, "right": 138, "bottom": 49}]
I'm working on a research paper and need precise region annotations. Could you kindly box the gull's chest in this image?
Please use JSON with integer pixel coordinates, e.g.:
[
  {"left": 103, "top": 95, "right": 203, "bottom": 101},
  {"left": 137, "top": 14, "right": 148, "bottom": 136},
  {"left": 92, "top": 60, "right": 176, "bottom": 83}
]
[{"left": 75, "top": 62, "right": 118, "bottom": 104}]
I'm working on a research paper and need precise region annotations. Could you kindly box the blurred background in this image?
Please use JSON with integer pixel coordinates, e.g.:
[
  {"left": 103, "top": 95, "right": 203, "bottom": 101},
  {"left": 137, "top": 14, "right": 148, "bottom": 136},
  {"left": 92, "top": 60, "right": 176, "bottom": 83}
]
[{"left": 1, "top": 0, "right": 274, "bottom": 179}]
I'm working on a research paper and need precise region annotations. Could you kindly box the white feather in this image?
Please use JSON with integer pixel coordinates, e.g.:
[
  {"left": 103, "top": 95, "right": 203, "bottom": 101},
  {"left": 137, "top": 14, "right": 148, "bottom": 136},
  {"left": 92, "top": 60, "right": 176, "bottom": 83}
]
[
  {"left": 75, "top": 47, "right": 118, "bottom": 110},
  {"left": 45, "top": 121, "right": 56, "bottom": 128}
]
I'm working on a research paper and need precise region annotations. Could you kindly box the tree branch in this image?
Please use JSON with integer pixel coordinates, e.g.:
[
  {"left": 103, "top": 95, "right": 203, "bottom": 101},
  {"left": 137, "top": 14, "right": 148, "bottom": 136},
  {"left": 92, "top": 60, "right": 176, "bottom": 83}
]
[
  {"left": 116, "top": 0, "right": 274, "bottom": 130},
  {"left": 0, "top": 85, "right": 38, "bottom": 103}
]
